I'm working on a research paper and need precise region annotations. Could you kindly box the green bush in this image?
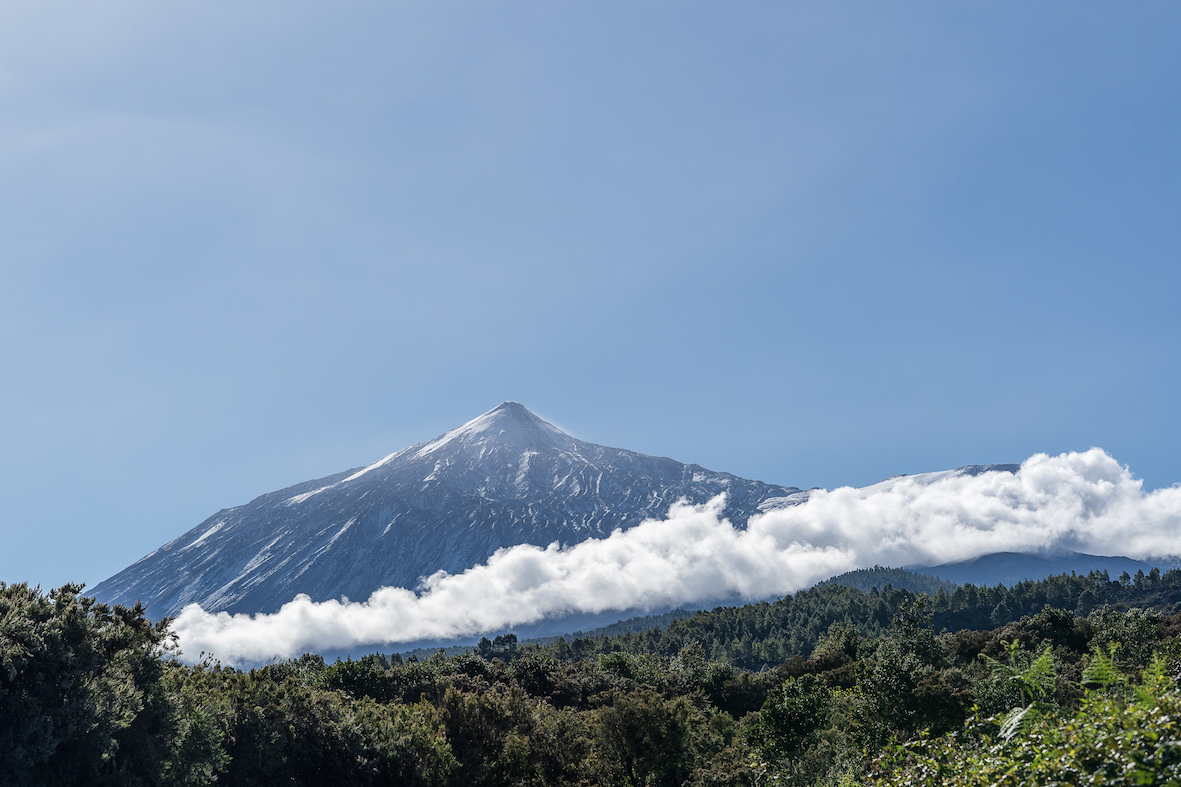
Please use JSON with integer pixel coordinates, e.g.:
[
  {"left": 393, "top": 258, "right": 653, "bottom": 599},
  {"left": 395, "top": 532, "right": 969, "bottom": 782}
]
[{"left": 872, "top": 655, "right": 1181, "bottom": 786}]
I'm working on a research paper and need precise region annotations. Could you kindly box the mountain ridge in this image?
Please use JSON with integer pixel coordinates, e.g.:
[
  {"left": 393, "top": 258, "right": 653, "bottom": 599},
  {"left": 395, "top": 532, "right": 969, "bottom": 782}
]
[
  {"left": 912, "top": 550, "right": 1167, "bottom": 588},
  {"left": 92, "top": 403, "right": 801, "bottom": 619}
]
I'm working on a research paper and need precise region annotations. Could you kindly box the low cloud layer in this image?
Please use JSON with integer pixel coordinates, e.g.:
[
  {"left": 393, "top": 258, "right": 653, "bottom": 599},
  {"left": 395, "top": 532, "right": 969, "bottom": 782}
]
[{"left": 172, "top": 449, "right": 1181, "bottom": 664}]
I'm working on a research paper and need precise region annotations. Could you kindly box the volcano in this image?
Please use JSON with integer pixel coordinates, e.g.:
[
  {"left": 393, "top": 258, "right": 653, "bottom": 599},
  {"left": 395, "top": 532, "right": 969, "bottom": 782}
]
[{"left": 91, "top": 402, "right": 801, "bottom": 619}]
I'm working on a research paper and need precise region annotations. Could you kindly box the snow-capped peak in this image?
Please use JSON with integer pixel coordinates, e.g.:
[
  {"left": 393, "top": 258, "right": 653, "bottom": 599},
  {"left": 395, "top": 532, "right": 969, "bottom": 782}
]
[
  {"left": 90, "top": 403, "right": 801, "bottom": 619},
  {"left": 412, "top": 402, "right": 575, "bottom": 458}
]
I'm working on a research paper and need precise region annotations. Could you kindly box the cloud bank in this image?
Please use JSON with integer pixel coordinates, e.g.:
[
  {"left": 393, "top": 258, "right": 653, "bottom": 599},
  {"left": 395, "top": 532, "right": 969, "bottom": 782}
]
[{"left": 172, "top": 449, "right": 1181, "bottom": 664}]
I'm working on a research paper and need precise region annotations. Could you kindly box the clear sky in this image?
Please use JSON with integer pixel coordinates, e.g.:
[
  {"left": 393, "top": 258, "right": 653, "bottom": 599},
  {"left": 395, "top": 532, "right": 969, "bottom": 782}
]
[{"left": 2, "top": 2, "right": 1179, "bottom": 591}]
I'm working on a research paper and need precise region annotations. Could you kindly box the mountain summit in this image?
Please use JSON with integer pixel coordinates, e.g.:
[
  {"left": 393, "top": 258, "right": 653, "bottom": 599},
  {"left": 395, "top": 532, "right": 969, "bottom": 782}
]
[
  {"left": 416, "top": 401, "right": 574, "bottom": 454},
  {"left": 92, "top": 403, "right": 801, "bottom": 619}
]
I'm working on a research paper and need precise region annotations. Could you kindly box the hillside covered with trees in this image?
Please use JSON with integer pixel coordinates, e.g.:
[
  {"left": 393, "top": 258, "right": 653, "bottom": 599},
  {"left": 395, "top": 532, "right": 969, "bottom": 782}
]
[{"left": 5, "top": 566, "right": 1181, "bottom": 785}]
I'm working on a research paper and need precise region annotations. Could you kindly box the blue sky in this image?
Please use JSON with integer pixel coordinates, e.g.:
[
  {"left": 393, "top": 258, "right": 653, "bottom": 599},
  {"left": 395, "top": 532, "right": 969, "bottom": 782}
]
[{"left": 2, "top": 2, "right": 1179, "bottom": 591}]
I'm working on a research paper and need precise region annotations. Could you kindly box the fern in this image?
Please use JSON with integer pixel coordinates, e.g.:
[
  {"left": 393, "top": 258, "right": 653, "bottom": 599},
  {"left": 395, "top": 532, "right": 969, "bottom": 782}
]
[
  {"left": 1136, "top": 653, "right": 1171, "bottom": 704},
  {"left": 997, "top": 703, "right": 1040, "bottom": 742},
  {"left": 1081, "top": 644, "right": 1126, "bottom": 692},
  {"left": 981, "top": 640, "right": 1057, "bottom": 705},
  {"left": 1021, "top": 645, "right": 1057, "bottom": 702}
]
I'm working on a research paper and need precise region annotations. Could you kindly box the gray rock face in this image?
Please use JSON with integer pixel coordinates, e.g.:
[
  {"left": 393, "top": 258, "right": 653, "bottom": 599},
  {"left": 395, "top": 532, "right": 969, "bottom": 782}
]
[{"left": 91, "top": 402, "right": 800, "bottom": 619}]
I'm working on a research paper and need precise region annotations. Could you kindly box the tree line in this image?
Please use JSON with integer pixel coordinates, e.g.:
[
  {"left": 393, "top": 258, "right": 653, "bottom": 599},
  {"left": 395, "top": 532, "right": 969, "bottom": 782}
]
[{"left": 5, "top": 566, "right": 1181, "bottom": 785}]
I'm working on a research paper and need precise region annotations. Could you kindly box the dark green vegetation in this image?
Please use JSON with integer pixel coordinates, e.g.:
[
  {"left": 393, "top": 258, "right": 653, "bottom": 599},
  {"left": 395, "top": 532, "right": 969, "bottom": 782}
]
[
  {"left": 817, "top": 565, "right": 957, "bottom": 596},
  {"left": 5, "top": 566, "right": 1181, "bottom": 785}
]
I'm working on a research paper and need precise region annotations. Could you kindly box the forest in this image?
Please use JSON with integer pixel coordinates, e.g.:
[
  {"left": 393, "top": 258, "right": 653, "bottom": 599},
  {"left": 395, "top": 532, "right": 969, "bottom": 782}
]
[{"left": 4, "top": 565, "right": 1181, "bottom": 786}]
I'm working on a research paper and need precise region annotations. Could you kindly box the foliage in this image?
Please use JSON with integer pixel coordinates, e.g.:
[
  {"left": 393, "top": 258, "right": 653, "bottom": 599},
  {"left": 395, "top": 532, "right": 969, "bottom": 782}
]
[
  {"left": 0, "top": 582, "right": 178, "bottom": 786},
  {"left": 522, "top": 565, "right": 1181, "bottom": 671},
  {"left": 818, "top": 566, "right": 957, "bottom": 596},
  {"left": 9, "top": 571, "right": 1181, "bottom": 785},
  {"left": 872, "top": 655, "right": 1181, "bottom": 786}
]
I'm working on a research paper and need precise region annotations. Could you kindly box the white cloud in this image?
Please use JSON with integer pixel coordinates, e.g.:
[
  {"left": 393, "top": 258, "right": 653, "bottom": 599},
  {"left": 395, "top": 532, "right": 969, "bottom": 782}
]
[
  {"left": 751, "top": 449, "right": 1181, "bottom": 567},
  {"left": 172, "top": 448, "right": 1181, "bottom": 665}
]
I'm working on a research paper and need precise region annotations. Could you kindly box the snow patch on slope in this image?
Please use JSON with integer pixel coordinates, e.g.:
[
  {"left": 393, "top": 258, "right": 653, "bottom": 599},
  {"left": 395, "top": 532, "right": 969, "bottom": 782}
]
[{"left": 181, "top": 521, "right": 226, "bottom": 550}]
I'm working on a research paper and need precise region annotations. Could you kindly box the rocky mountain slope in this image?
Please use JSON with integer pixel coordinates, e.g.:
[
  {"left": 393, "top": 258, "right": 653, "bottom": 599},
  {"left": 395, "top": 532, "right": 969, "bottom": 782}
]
[{"left": 92, "top": 403, "right": 801, "bottom": 619}]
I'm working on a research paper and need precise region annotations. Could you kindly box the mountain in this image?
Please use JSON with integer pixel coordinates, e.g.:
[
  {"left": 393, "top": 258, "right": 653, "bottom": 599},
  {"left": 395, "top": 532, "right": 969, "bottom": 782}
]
[
  {"left": 91, "top": 402, "right": 801, "bottom": 620},
  {"left": 912, "top": 551, "right": 1167, "bottom": 588}
]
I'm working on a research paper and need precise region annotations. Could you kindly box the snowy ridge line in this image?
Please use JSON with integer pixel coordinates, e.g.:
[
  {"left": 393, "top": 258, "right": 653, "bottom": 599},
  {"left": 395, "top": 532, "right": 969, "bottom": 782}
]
[{"left": 90, "top": 402, "right": 802, "bottom": 619}]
